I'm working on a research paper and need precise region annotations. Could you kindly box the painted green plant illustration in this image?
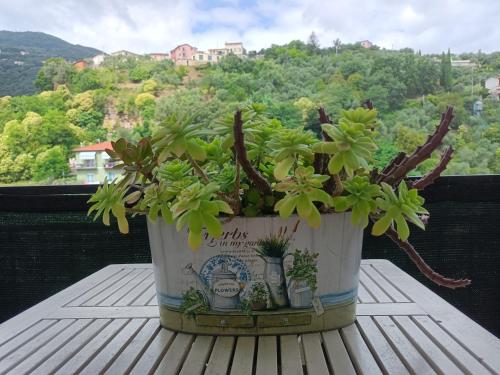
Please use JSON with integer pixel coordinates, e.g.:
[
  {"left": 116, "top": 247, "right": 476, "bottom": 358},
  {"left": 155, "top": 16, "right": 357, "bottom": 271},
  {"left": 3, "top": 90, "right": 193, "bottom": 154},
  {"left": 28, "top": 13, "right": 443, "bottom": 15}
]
[
  {"left": 286, "top": 249, "right": 319, "bottom": 292},
  {"left": 179, "top": 287, "right": 210, "bottom": 319}
]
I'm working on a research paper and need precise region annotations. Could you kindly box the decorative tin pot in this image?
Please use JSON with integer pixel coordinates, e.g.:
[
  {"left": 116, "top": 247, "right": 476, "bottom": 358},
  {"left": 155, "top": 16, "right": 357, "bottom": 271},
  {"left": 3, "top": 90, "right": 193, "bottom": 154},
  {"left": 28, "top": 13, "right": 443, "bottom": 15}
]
[
  {"left": 262, "top": 256, "right": 288, "bottom": 307},
  {"left": 147, "top": 212, "right": 363, "bottom": 335},
  {"left": 288, "top": 279, "right": 314, "bottom": 308}
]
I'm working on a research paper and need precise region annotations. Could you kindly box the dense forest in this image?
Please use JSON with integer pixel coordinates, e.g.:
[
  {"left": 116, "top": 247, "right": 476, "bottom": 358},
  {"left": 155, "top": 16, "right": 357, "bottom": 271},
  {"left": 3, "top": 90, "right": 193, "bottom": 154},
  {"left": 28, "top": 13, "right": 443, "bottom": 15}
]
[
  {"left": 0, "top": 39, "right": 499, "bottom": 184},
  {"left": 0, "top": 31, "right": 101, "bottom": 96}
]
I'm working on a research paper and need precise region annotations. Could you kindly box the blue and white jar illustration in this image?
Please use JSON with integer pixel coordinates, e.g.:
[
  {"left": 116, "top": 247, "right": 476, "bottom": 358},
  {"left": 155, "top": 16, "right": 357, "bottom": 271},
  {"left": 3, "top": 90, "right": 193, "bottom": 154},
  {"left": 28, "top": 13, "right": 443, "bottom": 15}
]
[{"left": 184, "top": 255, "right": 250, "bottom": 311}]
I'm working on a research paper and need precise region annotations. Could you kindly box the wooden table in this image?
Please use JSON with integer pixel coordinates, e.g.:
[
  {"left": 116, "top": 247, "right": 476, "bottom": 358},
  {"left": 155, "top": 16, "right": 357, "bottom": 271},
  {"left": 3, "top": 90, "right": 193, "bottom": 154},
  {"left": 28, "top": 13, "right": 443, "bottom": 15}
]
[{"left": 0, "top": 260, "right": 499, "bottom": 374}]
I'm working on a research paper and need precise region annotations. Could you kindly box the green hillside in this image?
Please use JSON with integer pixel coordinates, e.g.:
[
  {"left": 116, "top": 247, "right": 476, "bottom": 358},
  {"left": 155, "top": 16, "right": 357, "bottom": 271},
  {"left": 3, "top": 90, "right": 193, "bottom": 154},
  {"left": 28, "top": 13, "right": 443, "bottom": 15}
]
[
  {"left": 0, "top": 31, "right": 101, "bottom": 96},
  {"left": 0, "top": 40, "right": 499, "bottom": 184}
]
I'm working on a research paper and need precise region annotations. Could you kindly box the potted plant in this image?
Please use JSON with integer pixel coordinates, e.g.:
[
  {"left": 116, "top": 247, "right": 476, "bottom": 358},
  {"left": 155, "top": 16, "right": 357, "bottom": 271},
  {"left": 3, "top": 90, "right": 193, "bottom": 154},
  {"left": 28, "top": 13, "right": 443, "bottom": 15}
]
[
  {"left": 284, "top": 249, "right": 319, "bottom": 308},
  {"left": 252, "top": 231, "right": 294, "bottom": 307},
  {"left": 247, "top": 281, "right": 270, "bottom": 311},
  {"left": 88, "top": 102, "right": 470, "bottom": 335}
]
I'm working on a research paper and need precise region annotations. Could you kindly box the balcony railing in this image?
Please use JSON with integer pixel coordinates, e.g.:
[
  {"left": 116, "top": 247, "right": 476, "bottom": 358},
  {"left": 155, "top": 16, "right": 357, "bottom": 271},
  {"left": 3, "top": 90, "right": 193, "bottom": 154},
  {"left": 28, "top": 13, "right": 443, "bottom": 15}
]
[
  {"left": 104, "top": 161, "right": 121, "bottom": 169},
  {"left": 0, "top": 175, "right": 499, "bottom": 337},
  {"left": 73, "top": 161, "right": 96, "bottom": 170}
]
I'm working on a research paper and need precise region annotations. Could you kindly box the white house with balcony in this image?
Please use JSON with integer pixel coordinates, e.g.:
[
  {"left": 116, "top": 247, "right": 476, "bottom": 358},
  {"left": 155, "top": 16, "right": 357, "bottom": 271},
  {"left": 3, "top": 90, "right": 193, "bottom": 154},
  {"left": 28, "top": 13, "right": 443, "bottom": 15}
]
[{"left": 70, "top": 141, "right": 122, "bottom": 184}]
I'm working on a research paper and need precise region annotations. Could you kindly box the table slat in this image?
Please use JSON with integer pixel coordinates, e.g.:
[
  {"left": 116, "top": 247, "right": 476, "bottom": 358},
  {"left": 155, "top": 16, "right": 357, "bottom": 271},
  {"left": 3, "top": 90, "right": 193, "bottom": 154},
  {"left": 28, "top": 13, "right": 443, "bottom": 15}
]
[
  {"left": 7, "top": 319, "right": 92, "bottom": 375},
  {"left": 98, "top": 270, "right": 152, "bottom": 306},
  {"left": 356, "top": 316, "right": 409, "bottom": 374},
  {"left": 128, "top": 327, "right": 175, "bottom": 375},
  {"left": 341, "top": 323, "right": 383, "bottom": 375},
  {"left": 255, "top": 335, "right": 277, "bottom": 375},
  {"left": 230, "top": 336, "right": 256, "bottom": 375},
  {"left": 31, "top": 318, "right": 111, "bottom": 374},
  {"left": 321, "top": 330, "right": 356, "bottom": 375},
  {"left": 79, "top": 318, "right": 147, "bottom": 375},
  {"left": 205, "top": 336, "right": 235, "bottom": 375},
  {"left": 302, "top": 333, "right": 329, "bottom": 375},
  {"left": 374, "top": 316, "right": 437, "bottom": 374},
  {"left": 0, "top": 319, "right": 56, "bottom": 359},
  {"left": 394, "top": 316, "right": 465, "bottom": 374},
  {"left": 54, "top": 318, "right": 128, "bottom": 374},
  {"left": 179, "top": 335, "right": 215, "bottom": 375},
  {"left": 0, "top": 319, "right": 74, "bottom": 374},
  {"left": 83, "top": 269, "right": 145, "bottom": 306},
  {"left": 154, "top": 332, "right": 194, "bottom": 375},
  {"left": 104, "top": 318, "right": 160, "bottom": 374},
  {"left": 362, "top": 264, "right": 411, "bottom": 302},
  {"left": 412, "top": 315, "right": 492, "bottom": 375},
  {"left": 280, "top": 335, "right": 304, "bottom": 375},
  {"left": 66, "top": 268, "right": 133, "bottom": 307}
]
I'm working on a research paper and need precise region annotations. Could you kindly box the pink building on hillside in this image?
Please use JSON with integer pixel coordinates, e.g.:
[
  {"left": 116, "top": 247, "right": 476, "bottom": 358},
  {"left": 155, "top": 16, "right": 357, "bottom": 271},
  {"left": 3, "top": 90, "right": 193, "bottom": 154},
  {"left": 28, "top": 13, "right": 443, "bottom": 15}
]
[{"left": 170, "top": 44, "right": 198, "bottom": 62}]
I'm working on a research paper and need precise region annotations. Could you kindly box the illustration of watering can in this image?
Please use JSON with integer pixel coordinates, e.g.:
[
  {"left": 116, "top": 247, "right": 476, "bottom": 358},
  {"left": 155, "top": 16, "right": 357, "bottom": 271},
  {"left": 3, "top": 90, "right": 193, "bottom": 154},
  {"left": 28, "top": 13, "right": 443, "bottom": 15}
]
[{"left": 184, "top": 261, "right": 242, "bottom": 311}]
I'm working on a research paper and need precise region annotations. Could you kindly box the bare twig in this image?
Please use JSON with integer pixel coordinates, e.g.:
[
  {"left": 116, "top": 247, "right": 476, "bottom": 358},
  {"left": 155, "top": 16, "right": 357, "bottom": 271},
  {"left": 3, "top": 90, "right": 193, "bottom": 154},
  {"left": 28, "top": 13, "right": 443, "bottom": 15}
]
[
  {"left": 383, "top": 226, "right": 471, "bottom": 289},
  {"left": 332, "top": 174, "right": 344, "bottom": 196},
  {"left": 380, "top": 106, "right": 454, "bottom": 186},
  {"left": 233, "top": 110, "right": 273, "bottom": 195},
  {"left": 232, "top": 157, "right": 241, "bottom": 215},
  {"left": 411, "top": 147, "right": 454, "bottom": 190},
  {"left": 186, "top": 154, "right": 210, "bottom": 184}
]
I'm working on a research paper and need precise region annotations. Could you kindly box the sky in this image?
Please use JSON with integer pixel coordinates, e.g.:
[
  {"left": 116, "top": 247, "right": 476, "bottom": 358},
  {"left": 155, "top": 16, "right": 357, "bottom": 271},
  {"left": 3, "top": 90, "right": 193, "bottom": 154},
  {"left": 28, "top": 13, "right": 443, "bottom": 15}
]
[{"left": 1, "top": 0, "right": 499, "bottom": 54}]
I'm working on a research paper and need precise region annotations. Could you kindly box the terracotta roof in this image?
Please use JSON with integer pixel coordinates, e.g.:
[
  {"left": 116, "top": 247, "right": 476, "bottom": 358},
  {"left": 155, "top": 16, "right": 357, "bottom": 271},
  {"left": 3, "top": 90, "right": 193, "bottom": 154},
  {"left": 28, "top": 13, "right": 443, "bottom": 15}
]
[{"left": 73, "top": 141, "right": 113, "bottom": 152}]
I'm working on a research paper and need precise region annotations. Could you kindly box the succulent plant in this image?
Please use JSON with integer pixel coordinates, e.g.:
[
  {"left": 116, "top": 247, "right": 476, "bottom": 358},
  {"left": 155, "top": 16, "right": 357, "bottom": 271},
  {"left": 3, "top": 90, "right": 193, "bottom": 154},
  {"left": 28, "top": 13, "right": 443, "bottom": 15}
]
[{"left": 88, "top": 103, "right": 470, "bottom": 288}]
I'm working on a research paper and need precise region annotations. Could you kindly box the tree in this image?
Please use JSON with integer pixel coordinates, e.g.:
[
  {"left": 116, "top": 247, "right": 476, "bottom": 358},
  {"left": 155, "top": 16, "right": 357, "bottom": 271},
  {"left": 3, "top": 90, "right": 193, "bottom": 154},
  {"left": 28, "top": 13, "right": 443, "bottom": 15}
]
[
  {"left": 307, "top": 32, "right": 320, "bottom": 52},
  {"left": 71, "top": 69, "right": 102, "bottom": 92},
  {"left": 32, "top": 146, "right": 69, "bottom": 181},
  {"left": 333, "top": 38, "right": 342, "bottom": 55},
  {"left": 35, "top": 58, "right": 74, "bottom": 91},
  {"left": 440, "top": 49, "right": 452, "bottom": 91}
]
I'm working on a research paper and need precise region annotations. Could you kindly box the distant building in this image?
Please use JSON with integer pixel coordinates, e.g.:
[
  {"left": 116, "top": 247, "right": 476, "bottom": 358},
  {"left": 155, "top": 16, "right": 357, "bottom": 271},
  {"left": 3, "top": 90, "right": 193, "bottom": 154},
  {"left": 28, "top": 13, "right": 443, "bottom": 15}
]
[
  {"left": 91, "top": 53, "right": 108, "bottom": 66},
  {"left": 473, "top": 100, "right": 483, "bottom": 116},
  {"left": 73, "top": 60, "right": 88, "bottom": 71},
  {"left": 13, "top": 61, "right": 24, "bottom": 66},
  {"left": 360, "top": 40, "right": 373, "bottom": 49},
  {"left": 111, "top": 50, "right": 140, "bottom": 58},
  {"left": 485, "top": 76, "right": 500, "bottom": 100},
  {"left": 451, "top": 60, "right": 478, "bottom": 68},
  {"left": 224, "top": 42, "right": 246, "bottom": 56},
  {"left": 170, "top": 44, "right": 198, "bottom": 65},
  {"left": 71, "top": 141, "right": 122, "bottom": 184},
  {"left": 148, "top": 53, "right": 170, "bottom": 61}
]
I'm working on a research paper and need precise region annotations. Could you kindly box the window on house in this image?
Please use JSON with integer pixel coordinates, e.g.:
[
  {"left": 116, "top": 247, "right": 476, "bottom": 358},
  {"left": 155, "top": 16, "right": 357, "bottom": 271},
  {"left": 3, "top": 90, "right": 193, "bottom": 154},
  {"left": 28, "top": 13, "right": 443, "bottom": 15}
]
[
  {"left": 107, "top": 172, "right": 115, "bottom": 181},
  {"left": 208, "top": 55, "right": 212, "bottom": 61},
  {"left": 199, "top": 55, "right": 203, "bottom": 60},
  {"left": 87, "top": 174, "right": 94, "bottom": 183}
]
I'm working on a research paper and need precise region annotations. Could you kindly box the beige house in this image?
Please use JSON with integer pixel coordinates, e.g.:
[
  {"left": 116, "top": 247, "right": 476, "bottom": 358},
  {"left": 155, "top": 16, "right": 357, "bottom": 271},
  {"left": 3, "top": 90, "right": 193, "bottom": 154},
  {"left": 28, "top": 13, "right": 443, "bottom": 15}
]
[
  {"left": 360, "top": 40, "right": 373, "bottom": 49},
  {"left": 91, "top": 53, "right": 108, "bottom": 66},
  {"left": 149, "top": 53, "right": 170, "bottom": 61},
  {"left": 224, "top": 42, "right": 246, "bottom": 56},
  {"left": 111, "top": 50, "right": 140, "bottom": 58},
  {"left": 485, "top": 76, "right": 500, "bottom": 100},
  {"left": 71, "top": 141, "right": 122, "bottom": 184},
  {"left": 451, "top": 60, "right": 478, "bottom": 68}
]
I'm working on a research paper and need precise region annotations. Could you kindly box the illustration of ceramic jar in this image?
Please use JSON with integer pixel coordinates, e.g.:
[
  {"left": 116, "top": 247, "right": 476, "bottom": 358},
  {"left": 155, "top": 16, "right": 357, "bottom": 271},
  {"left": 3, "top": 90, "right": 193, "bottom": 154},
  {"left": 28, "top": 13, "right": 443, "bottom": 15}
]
[
  {"left": 287, "top": 278, "right": 314, "bottom": 308},
  {"left": 262, "top": 256, "right": 288, "bottom": 307}
]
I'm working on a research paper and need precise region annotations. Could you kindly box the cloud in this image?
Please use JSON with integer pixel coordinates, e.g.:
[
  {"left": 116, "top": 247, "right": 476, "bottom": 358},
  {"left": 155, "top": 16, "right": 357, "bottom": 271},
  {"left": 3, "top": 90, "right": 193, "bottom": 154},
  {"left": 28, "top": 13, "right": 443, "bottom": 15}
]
[{"left": 0, "top": 0, "right": 499, "bottom": 54}]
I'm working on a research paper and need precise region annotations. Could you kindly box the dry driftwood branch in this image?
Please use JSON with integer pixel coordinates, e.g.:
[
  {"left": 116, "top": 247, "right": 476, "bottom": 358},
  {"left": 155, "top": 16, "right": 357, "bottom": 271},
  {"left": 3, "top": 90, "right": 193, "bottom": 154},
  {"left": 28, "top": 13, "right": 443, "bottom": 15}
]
[
  {"left": 233, "top": 110, "right": 273, "bottom": 196},
  {"left": 383, "top": 226, "right": 471, "bottom": 289},
  {"left": 380, "top": 106, "right": 454, "bottom": 186},
  {"left": 411, "top": 146, "right": 454, "bottom": 190}
]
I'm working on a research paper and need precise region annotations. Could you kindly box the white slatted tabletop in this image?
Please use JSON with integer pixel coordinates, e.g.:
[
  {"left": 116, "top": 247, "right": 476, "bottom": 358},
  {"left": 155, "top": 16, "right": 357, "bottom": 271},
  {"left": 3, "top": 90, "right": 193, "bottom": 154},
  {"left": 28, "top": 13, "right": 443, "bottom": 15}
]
[{"left": 0, "top": 260, "right": 499, "bottom": 374}]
